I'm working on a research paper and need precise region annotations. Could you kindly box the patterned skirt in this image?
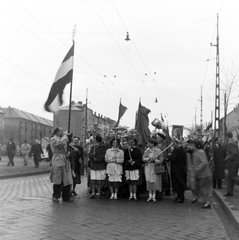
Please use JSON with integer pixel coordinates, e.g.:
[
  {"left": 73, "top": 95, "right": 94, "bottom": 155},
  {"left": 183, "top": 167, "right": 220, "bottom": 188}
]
[{"left": 90, "top": 169, "right": 106, "bottom": 186}]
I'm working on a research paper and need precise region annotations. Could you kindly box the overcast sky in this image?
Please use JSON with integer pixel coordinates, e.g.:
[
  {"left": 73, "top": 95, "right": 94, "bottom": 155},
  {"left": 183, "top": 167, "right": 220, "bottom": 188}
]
[{"left": 1, "top": 0, "right": 239, "bottom": 130}]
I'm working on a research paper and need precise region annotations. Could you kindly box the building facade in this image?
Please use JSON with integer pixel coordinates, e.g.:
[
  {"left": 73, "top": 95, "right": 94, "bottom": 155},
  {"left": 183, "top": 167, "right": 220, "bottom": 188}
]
[
  {"left": 2, "top": 107, "right": 53, "bottom": 146},
  {"left": 54, "top": 101, "right": 116, "bottom": 142},
  {"left": 0, "top": 109, "right": 4, "bottom": 144}
]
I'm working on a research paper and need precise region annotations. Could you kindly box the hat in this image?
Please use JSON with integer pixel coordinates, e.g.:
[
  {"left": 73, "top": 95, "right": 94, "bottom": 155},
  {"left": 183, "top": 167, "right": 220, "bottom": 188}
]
[
  {"left": 147, "top": 137, "right": 158, "bottom": 146},
  {"left": 156, "top": 129, "right": 166, "bottom": 140}
]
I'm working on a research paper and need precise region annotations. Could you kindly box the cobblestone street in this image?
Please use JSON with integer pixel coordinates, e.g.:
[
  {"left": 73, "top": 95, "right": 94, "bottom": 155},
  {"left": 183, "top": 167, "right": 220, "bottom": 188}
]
[{"left": 0, "top": 174, "right": 233, "bottom": 240}]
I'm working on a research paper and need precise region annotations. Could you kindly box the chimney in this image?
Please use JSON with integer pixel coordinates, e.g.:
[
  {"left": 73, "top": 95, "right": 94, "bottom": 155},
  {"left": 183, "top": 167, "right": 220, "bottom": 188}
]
[{"left": 78, "top": 101, "right": 82, "bottom": 105}]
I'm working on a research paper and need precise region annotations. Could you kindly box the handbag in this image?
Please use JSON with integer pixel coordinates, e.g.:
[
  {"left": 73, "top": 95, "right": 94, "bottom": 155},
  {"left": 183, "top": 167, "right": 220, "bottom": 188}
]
[{"left": 154, "top": 163, "right": 165, "bottom": 174}]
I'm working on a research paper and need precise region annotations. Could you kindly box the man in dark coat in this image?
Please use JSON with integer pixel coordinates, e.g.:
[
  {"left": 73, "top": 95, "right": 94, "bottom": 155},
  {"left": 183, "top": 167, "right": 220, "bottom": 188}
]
[
  {"left": 224, "top": 132, "right": 239, "bottom": 196},
  {"left": 70, "top": 136, "right": 84, "bottom": 196},
  {"left": 7, "top": 138, "right": 16, "bottom": 166},
  {"left": 212, "top": 137, "right": 226, "bottom": 189},
  {"left": 30, "top": 139, "right": 43, "bottom": 168},
  {"left": 168, "top": 139, "right": 187, "bottom": 203}
]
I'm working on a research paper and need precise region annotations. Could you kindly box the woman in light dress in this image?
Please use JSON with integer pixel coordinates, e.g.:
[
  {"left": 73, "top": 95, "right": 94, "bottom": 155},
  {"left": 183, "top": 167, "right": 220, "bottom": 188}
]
[
  {"left": 143, "top": 138, "right": 163, "bottom": 203},
  {"left": 105, "top": 138, "right": 124, "bottom": 200}
]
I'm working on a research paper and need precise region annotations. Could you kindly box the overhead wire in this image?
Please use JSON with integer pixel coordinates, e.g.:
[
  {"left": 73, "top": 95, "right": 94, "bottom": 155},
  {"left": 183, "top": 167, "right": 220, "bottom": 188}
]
[{"left": 88, "top": 0, "right": 156, "bottom": 107}]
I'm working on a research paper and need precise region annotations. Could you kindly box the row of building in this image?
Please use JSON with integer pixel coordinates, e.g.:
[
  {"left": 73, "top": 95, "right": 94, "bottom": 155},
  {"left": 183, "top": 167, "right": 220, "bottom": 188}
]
[{"left": 0, "top": 101, "right": 116, "bottom": 147}]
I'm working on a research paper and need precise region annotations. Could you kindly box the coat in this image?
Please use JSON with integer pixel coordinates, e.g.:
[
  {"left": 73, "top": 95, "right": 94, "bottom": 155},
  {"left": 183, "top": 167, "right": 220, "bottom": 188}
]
[
  {"left": 225, "top": 139, "right": 239, "bottom": 177},
  {"left": 89, "top": 142, "right": 107, "bottom": 171},
  {"left": 212, "top": 143, "right": 226, "bottom": 180},
  {"left": 7, "top": 142, "right": 16, "bottom": 155},
  {"left": 49, "top": 135, "right": 73, "bottom": 186},
  {"left": 124, "top": 147, "right": 143, "bottom": 171},
  {"left": 192, "top": 149, "right": 211, "bottom": 179}
]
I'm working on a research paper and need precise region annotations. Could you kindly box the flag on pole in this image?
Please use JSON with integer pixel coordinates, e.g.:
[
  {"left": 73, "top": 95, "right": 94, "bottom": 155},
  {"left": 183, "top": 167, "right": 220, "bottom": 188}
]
[
  {"left": 135, "top": 101, "right": 151, "bottom": 144},
  {"left": 116, "top": 101, "right": 127, "bottom": 125},
  {"left": 44, "top": 41, "right": 75, "bottom": 112}
]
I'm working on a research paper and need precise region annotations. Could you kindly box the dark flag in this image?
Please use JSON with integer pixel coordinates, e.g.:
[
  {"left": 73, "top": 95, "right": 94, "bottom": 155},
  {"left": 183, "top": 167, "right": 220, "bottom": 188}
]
[
  {"left": 135, "top": 101, "right": 151, "bottom": 144},
  {"left": 44, "top": 41, "right": 75, "bottom": 112},
  {"left": 117, "top": 101, "right": 127, "bottom": 126}
]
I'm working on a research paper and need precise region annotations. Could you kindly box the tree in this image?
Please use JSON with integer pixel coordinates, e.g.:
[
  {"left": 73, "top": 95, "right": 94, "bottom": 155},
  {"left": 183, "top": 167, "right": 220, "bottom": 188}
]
[{"left": 221, "top": 63, "right": 239, "bottom": 138}]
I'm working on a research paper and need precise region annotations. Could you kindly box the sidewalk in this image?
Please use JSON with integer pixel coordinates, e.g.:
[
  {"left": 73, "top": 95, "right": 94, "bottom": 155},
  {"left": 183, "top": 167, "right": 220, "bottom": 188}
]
[
  {"left": 213, "top": 180, "right": 239, "bottom": 231},
  {"left": 0, "top": 155, "right": 51, "bottom": 179}
]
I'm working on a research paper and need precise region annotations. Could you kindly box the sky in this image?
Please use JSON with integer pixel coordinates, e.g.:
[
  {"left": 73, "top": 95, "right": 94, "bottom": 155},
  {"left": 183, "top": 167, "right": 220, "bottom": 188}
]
[{"left": 1, "top": 0, "right": 239, "bottom": 131}]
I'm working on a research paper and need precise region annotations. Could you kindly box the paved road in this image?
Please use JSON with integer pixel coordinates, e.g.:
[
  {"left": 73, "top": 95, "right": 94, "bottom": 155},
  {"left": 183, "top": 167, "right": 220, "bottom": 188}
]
[{"left": 0, "top": 174, "right": 232, "bottom": 240}]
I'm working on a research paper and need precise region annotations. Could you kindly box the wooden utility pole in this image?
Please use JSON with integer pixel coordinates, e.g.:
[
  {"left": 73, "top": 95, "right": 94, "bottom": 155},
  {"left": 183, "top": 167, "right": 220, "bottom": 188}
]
[{"left": 211, "top": 14, "right": 220, "bottom": 137}]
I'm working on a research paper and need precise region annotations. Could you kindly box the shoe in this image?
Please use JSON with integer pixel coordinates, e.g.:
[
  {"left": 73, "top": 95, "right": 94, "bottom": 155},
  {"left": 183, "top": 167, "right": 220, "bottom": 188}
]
[
  {"left": 73, "top": 191, "right": 77, "bottom": 196},
  {"left": 90, "top": 194, "right": 95, "bottom": 199},
  {"left": 152, "top": 198, "right": 157, "bottom": 203},
  {"left": 224, "top": 193, "right": 233, "bottom": 197},
  {"left": 63, "top": 198, "right": 74, "bottom": 202},
  {"left": 114, "top": 194, "right": 118, "bottom": 200},
  {"left": 129, "top": 196, "right": 133, "bottom": 201},
  {"left": 110, "top": 195, "right": 114, "bottom": 200},
  {"left": 191, "top": 199, "right": 197, "bottom": 204},
  {"left": 52, "top": 197, "right": 59, "bottom": 202},
  {"left": 201, "top": 204, "right": 211, "bottom": 209},
  {"left": 96, "top": 194, "right": 101, "bottom": 199},
  {"left": 133, "top": 196, "right": 137, "bottom": 201},
  {"left": 173, "top": 197, "right": 178, "bottom": 203},
  {"left": 147, "top": 197, "right": 152, "bottom": 202}
]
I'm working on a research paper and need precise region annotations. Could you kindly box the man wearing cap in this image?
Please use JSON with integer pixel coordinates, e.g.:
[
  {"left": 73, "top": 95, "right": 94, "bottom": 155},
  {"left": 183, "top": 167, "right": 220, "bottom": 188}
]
[{"left": 224, "top": 132, "right": 239, "bottom": 196}]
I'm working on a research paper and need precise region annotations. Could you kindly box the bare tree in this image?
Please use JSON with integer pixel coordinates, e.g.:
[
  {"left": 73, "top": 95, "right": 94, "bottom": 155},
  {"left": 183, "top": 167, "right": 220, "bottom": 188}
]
[{"left": 221, "top": 62, "right": 239, "bottom": 137}]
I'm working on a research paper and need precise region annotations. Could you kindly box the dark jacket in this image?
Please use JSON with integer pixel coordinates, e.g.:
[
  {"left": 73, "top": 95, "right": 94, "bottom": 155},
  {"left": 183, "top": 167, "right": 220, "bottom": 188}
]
[
  {"left": 124, "top": 147, "right": 143, "bottom": 171},
  {"left": 89, "top": 142, "right": 107, "bottom": 171},
  {"left": 31, "top": 143, "right": 43, "bottom": 157},
  {"left": 7, "top": 142, "right": 16, "bottom": 155},
  {"left": 169, "top": 146, "right": 186, "bottom": 175},
  {"left": 225, "top": 139, "right": 239, "bottom": 177},
  {"left": 212, "top": 143, "right": 226, "bottom": 180}
]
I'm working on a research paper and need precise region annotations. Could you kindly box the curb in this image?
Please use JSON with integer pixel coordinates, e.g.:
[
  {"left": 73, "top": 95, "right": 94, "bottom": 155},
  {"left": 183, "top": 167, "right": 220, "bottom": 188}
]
[
  {"left": 0, "top": 170, "right": 51, "bottom": 180},
  {"left": 213, "top": 189, "right": 239, "bottom": 231}
]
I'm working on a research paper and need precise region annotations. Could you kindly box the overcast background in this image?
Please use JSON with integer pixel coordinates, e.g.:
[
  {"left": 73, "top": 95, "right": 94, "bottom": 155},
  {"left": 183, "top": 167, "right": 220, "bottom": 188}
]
[{"left": 1, "top": 0, "right": 239, "bottom": 130}]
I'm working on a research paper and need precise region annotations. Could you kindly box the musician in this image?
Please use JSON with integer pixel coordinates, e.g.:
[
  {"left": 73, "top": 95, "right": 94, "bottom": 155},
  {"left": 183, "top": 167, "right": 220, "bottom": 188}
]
[
  {"left": 50, "top": 127, "right": 73, "bottom": 202},
  {"left": 105, "top": 138, "right": 124, "bottom": 200},
  {"left": 143, "top": 138, "right": 163, "bottom": 203},
  {"left": 88, "top": 134, "right": 107, "bottom": 199},
  {"left": 124, "top": 138, "right": 143, "bottom": 200}
]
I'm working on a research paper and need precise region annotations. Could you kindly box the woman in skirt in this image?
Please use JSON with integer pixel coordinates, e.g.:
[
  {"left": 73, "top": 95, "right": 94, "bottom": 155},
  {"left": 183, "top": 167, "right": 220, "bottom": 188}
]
[
  {"left": 88, "top": 135, "right": 107, "bottom": 199},
  {"left": 105, "top": 138, "right": 124, "bottom": 200},
  {"left": 143, "top": 138, "right": 163, "bottom": 203},
  {"left": 124, "top": 139, "right": 143, "bottom": 200}
]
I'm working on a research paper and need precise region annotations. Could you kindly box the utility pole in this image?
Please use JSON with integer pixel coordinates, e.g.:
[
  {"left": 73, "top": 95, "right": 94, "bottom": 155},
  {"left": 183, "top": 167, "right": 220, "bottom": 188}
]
[
  {"left": 199, "top": 86, "right": 203, "bottom": 130},
  {"left": 211, "top": 13, "right": 220, "bottom": 138},
  {"left": 84, "top": 88, "right": 88, "bottom": 142}
]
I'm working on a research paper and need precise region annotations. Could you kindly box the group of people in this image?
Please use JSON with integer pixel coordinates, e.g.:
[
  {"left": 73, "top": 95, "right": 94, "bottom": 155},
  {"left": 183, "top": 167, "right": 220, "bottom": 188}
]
[
  {"left": 49, "top": 126, "right": 239, "bottom": 209},
  {"left": 4, "top": 138, "right": 44, "bottom": 168}
]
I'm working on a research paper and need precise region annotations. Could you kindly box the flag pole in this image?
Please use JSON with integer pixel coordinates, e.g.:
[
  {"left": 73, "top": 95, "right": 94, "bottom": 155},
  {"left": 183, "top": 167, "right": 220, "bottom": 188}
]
[{"left": 67, "top": 25, "right": 76, "bottom": 133}]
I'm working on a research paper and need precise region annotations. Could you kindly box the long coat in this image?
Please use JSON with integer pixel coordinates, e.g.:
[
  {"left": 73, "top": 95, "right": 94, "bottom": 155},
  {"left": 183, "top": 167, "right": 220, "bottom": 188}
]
[
  {"left": 89, "top": 142, "right": 107, "bottom": 171},
  {"left": 225, "top": 139, "right": 239, "bottom": 177},
  {"left": 212, "top": 143, "right": 226, "bottom": 180},
  {"left": 49, "top": 135, "right": 73, "bottom": 186}
]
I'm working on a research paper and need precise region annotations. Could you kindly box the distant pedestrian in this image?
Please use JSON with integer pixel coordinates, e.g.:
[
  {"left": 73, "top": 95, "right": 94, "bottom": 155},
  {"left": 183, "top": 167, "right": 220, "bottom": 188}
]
[
  {"left": 105, "top": 138, "right": 124, "bottom": 200},
  {"left": 88, "top": 135, "right": 107, "bottom": 199},
  {"left": 50, "top": 127, "right": 73, "bottom": 202},
  {"left": 6, "top": 138, "right": 16, "bottom": 166},
  {"left": 30, "top": 139, "right": 43, "bottom": 168},
  {"left": 224, "top": 132, "right": 239, "bottom": 196},
  {"left": 21, "top": 140, "right": 31, "bottom": 166},
  {"left": 143, "top": 138, "right": 163, "bottom": 203},
  {"left": 191, "top": 140, "right": 212, "bottom": 209}
]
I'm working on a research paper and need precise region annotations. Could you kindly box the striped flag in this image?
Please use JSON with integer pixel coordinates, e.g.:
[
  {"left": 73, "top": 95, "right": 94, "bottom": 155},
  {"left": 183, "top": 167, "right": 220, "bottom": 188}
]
[{"left": 44, "top": 41, "right": 75, "bottom": 112}]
